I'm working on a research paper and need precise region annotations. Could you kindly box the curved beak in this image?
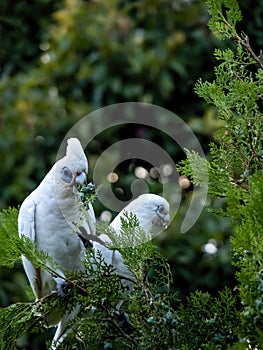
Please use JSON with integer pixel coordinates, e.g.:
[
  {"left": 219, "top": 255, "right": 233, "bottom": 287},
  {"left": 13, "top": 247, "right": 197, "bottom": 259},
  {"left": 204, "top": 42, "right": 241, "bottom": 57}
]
[
  {"left": 75, "top": 172, "right": 87, "bottom": 187},
  {"left": 162, "top": 213, "right": 170, "bottom": 229},
  {"left": 156, "top": 209, "right": 171, "bottom": 229}
]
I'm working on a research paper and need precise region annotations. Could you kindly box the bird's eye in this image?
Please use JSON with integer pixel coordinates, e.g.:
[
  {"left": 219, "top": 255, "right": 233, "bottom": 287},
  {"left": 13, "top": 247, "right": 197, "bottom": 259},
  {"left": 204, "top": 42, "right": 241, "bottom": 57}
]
[
  {"left": 61, "top": 167, "right": 73, "bottom": 183},
  {"left": 158, "top": 205, "right": 165, "bottom": 214}
]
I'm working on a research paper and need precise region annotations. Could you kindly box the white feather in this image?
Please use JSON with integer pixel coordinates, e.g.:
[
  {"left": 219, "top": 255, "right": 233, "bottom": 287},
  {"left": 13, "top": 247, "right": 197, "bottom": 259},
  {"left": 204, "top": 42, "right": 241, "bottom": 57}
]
[
  {"left": 99, "top": 193, "right": 170, "bottom": 244},
  {"left": 18, "top": 138, "right": 95, "bottom": 346},
  {"left": 97, "top": 194, "right": 170, "bottom": 292}
]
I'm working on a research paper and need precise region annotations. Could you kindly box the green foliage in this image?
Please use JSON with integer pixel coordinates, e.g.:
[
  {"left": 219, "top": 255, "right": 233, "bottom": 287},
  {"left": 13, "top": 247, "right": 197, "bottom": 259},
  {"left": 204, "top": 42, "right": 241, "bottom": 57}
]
[
  {"left": 0, "top": 208, "right": 21, "bottom": 267},
  {"left": 78, "top": 182, "right": 96, "bottom": 209},
  {"left": 0, "top": 209, "right": 177, "bottom": 349},
  {"left": 0, "top": 208, "right": 58, "bottom": 274},
  {"left": 206, "top": 0, "right": 242, "bottom": 40},
  {"left": 101, "top": 212, "right": 171, "bottom": 284},
  {"left": 178, "top": 0, "right": 263, "bottom": 348},
  {"left": 0, "top": 294, "right": 62, "bottom": 349},
  {"left": 174, "top": 288, "right": 240, "bottom": 349},
  {"left": 230, "top": 173, "right": 263, "bottom": 347},
  {"left": 0, "top": 1, "right": 229, "bottom": 333},
  {"left": 0, "top": 208, "right": 240, "bottom": 349},
  {"left": 176, "top": 149, "right": 209, "bottom": 187},
  {"left": 158, "top": 196, "right": 234, "bottom": 298},
  {"left": 3, "top": 0, "right": 263, "bottom": 348}
]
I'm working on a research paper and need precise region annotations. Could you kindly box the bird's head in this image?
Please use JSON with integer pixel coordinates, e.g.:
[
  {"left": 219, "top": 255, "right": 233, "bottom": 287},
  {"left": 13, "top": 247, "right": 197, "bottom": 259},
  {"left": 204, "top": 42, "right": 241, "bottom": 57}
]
[
  {"left": 146, "top": 194, "right": 170, "bottom": 229},
  {"left": 126, "top": 193, "right": 171, "bottom": 231},
  {"left": 154, "top": 199, "right": 170, "bottom": 229},
  {"left": 57, "top": 138, "right": 88, "bottom": 192}
]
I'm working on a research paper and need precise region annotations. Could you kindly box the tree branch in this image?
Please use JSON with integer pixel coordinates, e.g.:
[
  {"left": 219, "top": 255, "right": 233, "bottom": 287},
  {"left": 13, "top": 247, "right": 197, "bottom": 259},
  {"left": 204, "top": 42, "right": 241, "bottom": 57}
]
[{"left": 97, "top": 317, "right": 138, "bottom": 346}]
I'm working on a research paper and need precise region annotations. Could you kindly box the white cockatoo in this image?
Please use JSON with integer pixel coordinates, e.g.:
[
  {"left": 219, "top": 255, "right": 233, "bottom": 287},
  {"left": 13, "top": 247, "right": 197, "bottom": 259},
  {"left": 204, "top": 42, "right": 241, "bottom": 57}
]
[
  {"left": 77, "top": 194, "right": 171, "bottom": 297},
  {"left": 92, "top": 194, "right": 171, "bottom": 291},
  {"left": 18, "top": 138, "right": 96, "bottom": 346},
  {"left": 99, "top": 193, "right": 170, "bottom": 245}
]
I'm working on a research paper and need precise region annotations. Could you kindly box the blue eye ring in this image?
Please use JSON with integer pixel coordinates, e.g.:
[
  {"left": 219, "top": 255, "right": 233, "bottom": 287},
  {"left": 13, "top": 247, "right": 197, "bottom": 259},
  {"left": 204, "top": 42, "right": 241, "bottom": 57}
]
[
  {"left": 61, "top": 167, "right": 73, "bottom": 183},
  {"left": 158, "top": 205, "right": 165, "bottom": 214}
]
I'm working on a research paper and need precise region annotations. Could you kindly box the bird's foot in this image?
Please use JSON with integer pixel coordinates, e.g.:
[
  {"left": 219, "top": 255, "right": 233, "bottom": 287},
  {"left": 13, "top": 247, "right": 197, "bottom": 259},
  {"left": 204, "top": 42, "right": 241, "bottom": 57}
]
[
  {"left": 114, "top": 311, "right": 133, "bottom": 333},
  {"left": 114, "top": 311, "right": 130, "bottom": 323}
]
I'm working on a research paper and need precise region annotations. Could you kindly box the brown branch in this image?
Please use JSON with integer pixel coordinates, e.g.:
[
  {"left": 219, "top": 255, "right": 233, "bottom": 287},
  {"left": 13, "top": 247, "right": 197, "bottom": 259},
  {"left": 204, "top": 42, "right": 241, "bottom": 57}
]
[
  {"left": 241, "top": 35, "right": 263, "bottom": 70},
  {"left": 66, "top": 278, "right": 89, "bottom": 296},
  {"left": 141, "top": 261, "right": 154, "bottom": 303},
  {"left": 97, "top": 317, "right": 138, "bottom": 346},
  {"left": 117, "top": 273, "right": 137, "bottom": 285}
]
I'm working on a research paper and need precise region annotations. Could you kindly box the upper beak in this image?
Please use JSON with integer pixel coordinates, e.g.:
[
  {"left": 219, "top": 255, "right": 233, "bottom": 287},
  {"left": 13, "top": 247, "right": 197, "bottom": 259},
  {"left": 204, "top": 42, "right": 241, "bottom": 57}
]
[
  {"left": 75, "top": 172, "right": 87, "bottom": 187},
  {"left": 162, "top": 213, "right": 170, "bottom": 229}
]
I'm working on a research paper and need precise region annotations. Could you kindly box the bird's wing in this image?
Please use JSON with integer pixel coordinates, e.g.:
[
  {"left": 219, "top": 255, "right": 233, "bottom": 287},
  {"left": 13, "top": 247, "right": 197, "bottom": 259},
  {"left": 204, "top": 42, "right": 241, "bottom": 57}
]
[
  {"left": 18, "top": 196, "right": 42, "bottom": 298},
  {"left": 18, "top": 195, "right": 36, "bottom": 240},
  {"left": 73, "top": 202, "right": 99, "bottom": 247},
  {"left": 87, "top": 202, "right": 96, "bottom": 237},
  {"left": 92, "top": 242, "right": 136, "bottom": 290}
]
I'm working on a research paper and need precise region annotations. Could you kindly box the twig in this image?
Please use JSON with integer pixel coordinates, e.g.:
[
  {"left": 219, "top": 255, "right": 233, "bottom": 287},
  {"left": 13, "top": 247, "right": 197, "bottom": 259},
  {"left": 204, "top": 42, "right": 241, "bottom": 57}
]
[
  {"left": 232, "top": 30, "right": 263, "bottom": 69},
  {"left": 241, "top": 35, "right": 263, "bottom": 70},
  {"left": 141, "top": 261, "right": 154, "bottom": 303},
  {"left": 117, "top": 273, "right": 137, "bottom": 285},
  {"left": 65, "top": 278, "right": 89, "bottom": 296},
  {"left": 97, "top": 317, "right": 138, "bottom": 346}
]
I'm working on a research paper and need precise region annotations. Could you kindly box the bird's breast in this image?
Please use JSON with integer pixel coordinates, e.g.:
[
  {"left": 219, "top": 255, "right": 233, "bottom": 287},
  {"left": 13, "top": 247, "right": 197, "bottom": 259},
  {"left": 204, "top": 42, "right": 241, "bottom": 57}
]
[{"left": 34, "top": 199, "right": 85, "bottom": 271}]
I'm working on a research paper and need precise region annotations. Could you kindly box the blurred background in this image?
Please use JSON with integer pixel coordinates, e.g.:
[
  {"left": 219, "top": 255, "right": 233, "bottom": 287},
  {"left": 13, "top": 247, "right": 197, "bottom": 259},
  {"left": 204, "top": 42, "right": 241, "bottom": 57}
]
[{"left": 1, "top": 0, "right": 262, "bottom": 348}]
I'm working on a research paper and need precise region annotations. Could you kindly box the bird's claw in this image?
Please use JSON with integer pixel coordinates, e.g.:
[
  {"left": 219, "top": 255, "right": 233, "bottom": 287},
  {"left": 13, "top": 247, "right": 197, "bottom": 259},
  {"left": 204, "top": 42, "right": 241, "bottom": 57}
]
[{"left": 114, "top": 311, "right": 132, "bottom": 333}]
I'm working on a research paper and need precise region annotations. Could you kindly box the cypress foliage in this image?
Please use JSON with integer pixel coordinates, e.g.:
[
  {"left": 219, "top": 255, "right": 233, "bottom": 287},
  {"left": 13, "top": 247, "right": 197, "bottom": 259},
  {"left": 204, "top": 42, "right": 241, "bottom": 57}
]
[{"left": 1, "top": 1, "right": 263, "bottom": 348}]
